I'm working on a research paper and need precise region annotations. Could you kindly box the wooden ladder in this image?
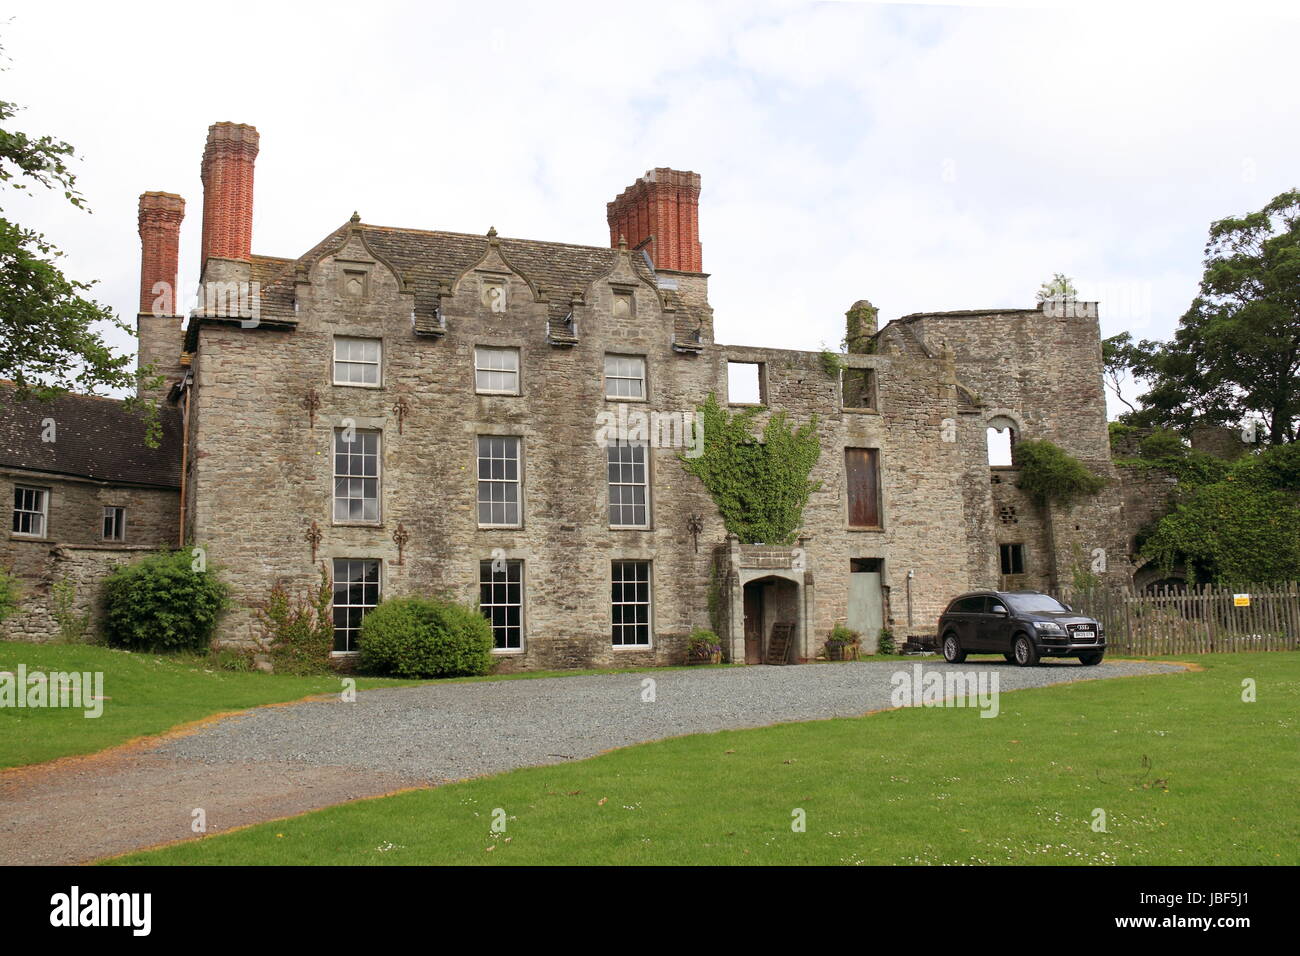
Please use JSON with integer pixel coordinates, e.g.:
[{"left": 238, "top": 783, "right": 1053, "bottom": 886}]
[{"left": 765, "top": 622, "right": 796, "bottom": 665}]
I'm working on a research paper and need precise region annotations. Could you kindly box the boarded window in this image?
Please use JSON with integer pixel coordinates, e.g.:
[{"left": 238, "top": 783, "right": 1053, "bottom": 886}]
[{"left": 845, "top": 448, "right": 881, "bottom": 528}]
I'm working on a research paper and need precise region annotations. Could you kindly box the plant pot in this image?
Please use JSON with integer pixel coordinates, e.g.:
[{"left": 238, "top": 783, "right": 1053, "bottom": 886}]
[{"left": 689, "top": 648, "right": 721, "bottom": 665}]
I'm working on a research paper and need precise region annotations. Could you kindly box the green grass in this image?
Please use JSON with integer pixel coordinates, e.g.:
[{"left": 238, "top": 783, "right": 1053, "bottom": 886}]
[
  {"left": 0, "top": 641, "right": 420, "bottom": 768},
  {"left": 109, "top": 653, "right": 1300, "bottom": 866}
]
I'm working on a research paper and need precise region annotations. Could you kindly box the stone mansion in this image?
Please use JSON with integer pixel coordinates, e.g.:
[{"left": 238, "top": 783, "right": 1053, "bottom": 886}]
[{"left": 0, "top": 122, "right": 1136, "bottom": 668}]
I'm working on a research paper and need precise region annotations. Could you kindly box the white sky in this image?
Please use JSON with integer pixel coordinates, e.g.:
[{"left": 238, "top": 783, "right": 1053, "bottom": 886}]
[{"left": 3, "top": 0, "right": 1297, "bottom": 417}]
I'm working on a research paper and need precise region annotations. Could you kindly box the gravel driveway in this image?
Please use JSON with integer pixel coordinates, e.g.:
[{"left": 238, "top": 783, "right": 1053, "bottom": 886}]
[
  {"left": 155, "top": 658, "right": 1183, "bottom": 780},
  {"left": 1, "top": 659, "right": 1183, "bottom": 863}
]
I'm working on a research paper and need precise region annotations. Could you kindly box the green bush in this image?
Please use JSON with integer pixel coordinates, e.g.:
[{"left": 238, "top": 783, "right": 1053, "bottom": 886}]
[
  {"left": 877, "top": 627, "right": 896, "bottom": 655},
  {"left": 1138, "top": 428, "right": 1187, "bottom": 460},
  {"left": 358, "top": 597, "right": 493, "bottom": 678},
  {"left": 687, "top": 628, "right": 722, "bottom": 657},
  {"left": 255, "top": 564, "right": 333, "bottom": 675},
  {"left": 101, "top": 550, "right": 228, "bottom": 652},
  {"left": 1014, "top": 439, "right": 1107, "bottom": 506}
]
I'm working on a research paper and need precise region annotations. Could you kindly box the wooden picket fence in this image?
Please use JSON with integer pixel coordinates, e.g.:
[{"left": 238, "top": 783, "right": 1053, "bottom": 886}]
[{"left": 1050, "top": 582, "right": 1300, "bottom": 656}]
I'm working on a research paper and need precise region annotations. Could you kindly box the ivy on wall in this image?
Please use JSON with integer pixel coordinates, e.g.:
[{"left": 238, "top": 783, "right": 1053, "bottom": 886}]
[
  {"left": 682, "top": 394, "right": 822, "bottom": 546},
  {"left": 1013, "top": 439, "right": 1108, "bottom": 506}
]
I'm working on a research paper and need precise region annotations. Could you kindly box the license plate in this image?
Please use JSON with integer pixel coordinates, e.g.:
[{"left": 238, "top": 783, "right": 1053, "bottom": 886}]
[{"left": 1074, "top": 629, "right": 1094, "bottom": 638}]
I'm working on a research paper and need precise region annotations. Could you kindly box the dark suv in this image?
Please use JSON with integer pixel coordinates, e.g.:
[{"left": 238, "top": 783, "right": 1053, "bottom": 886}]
[{"left": 938, "top": 590, "right": 1105, "bottom": 666}]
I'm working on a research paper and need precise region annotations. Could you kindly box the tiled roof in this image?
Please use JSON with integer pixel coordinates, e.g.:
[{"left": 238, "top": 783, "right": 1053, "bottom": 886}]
[
  {"left": 0, "top": 385, "right": 183, "bottom": 488},
  {"left": 248, "top": 222, "right": 707, "bottom": 343}
]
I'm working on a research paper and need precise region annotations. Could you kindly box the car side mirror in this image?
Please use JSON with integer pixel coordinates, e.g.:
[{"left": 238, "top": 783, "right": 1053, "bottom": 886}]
[
  {"left": 991, "top": 605, "right": 1008, "bottom": 616},
  {"left": 1063, "top": 604, "right": 1073, "bottom": 612}
]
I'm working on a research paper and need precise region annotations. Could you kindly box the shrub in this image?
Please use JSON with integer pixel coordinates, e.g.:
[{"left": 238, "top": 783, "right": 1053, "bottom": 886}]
[
  {"left": 1013, "top": 439, "right": 1107, "bottom": 506},
  {"left": 101, "top": 550, "right": 228, "bottom": 652},
  {"left": 0, "top": 565, "right": 19, "bottom": 626},
  {"left": 254, "top": 564, "right": 333, "bottom": 675},
  {"left": 1138, "top": 428, "right": 1187, "bottom": 460},
  {"left": 687, "top": 627, "right": 722, "bottom": 657},
  {"left": 877, "top": 626, "right": 896, "bottom": 655},
  {"left": 358, "top": 597, "right": 493, "bottom": 679},
  {"left": 827, "top": 624, "right": 860, "bottom": 647}
]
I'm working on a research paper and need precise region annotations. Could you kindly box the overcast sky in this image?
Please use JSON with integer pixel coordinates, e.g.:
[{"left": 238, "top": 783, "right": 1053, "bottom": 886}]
[{"left": 3, "top": 0, "right": 1297, "bottom": 416}]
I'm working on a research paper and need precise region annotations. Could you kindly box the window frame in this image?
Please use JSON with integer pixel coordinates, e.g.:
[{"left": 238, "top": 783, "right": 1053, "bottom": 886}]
[
  {"left": 607, "top": 440, "right": 651, "bottom": 529},
  {"left": 610, "top": 559, "right": 653, "bottom": 648},
  {"left": 476, "top": 435, "right": 523, "bottom": 529},
  {"left": 999, "top": 543, "right": 1026, "bottom": 576},
  {"left": 101, "top": 505, "right": 126, "bottom": 542},
  {"left": 332, "top": 336, "right": 383, "bottom": 388},
  {"left": 331, "top": 558, "right": 381, "bottom": 654},
  {"left": 479, "top": 558, "right": 525, "bottom": 653},
  {"left": 11, "top": 485, "right": 49, "bottom": 538},
  {"left": 474, "top": 345, "right": 521, "bottom": 396},
  {"left": 332, "top": 428, "right": 383, "bottom": 525},
  {"left": 603, "top": 353, "right": 647, "bottom": 401}
]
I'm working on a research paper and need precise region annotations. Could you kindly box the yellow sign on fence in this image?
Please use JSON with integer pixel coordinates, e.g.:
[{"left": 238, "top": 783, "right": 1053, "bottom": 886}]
[{"left": 1234, "top": 594, "right": 1251, "bottom": 607}]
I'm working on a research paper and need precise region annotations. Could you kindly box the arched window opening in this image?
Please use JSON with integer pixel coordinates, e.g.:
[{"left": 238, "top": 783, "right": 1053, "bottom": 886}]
[{"left": 986, "top": 416, "right": 1018, "bottom": 467}]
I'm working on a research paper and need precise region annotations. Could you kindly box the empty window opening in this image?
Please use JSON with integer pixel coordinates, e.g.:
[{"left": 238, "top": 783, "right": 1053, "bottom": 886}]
[
  {"left": 842, "top": 368, "right": 877, "bottom": 409},
  {"left": 999, "top": 543, "right": 1026, "bottom": 576},
  {"left": 727, "top": 361, "right": 765, "bottom": 405},
  {"left": 987, "top": 426, "right": 1014, "bottom": 466}
]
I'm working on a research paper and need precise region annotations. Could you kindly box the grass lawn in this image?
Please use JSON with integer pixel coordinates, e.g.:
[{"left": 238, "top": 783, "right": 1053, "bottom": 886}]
[
  {"left": 0, "top": 641, "right": 421, "bottom": 768},
  {"left": 109, "top": 652, "right": 1300, "bottom": 866}
]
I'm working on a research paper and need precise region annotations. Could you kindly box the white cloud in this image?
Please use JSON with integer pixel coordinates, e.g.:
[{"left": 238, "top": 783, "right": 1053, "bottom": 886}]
[{"left": 2, "top": 0, "right": 1297, "bottom": 401}]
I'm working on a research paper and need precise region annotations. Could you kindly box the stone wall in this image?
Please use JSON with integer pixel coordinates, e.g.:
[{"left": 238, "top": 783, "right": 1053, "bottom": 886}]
[{"left": 1, "top": 471, "right": 177, "bottom": 642}]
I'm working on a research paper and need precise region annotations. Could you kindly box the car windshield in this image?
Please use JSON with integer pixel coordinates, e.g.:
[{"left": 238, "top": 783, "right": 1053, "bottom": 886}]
[{"left": 1004, "top": 593, "right": 1069, "bottom": 614}]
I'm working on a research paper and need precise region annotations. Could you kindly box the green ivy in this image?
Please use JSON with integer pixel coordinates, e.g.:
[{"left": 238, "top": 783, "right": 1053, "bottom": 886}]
[
  {"left": 819, "top": 347, "right": 845, "bottom": 378},
  {"left": 682, "top": 394, "right": 822, "bottom": 545},
  {"left": 1013, "top": 439, "right": 1107, "bottom": 506}
]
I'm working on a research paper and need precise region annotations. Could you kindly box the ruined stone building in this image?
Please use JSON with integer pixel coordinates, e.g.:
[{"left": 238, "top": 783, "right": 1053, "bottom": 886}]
[{"left": 1, "top": 122, "right": 1134, "bottom": 666}]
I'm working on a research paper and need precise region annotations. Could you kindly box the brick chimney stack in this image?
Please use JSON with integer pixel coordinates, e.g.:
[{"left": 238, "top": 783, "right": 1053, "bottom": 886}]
[
  {"left": 199, "top": 122, "right": 259, "bottom": 273},
  {"left": 606, "top": 168, "right": 703, "bottom": 273},
  {"left": 138, "top": 192, "right": 185, "bottom": 315}
]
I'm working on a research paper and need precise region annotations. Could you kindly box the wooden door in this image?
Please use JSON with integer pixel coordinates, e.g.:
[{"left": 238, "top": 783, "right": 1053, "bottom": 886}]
[
  {"left": 848, "top": 569, "right": 883, "bottom": 652},
  {"left": 744, "top": 585, "right": 763, "bottom": 664},
  {"left": 845, "top": 448, "right": 881, "bottom": 528}
]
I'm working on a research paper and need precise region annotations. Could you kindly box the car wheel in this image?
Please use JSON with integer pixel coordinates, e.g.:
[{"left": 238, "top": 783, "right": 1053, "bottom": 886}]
[
  {"left": 1003, "top": 652, "right": 1016, "bottom": 663},
  {"left": 942, "top": 633, "right": 966, "bottom": 663},
  {"left": 1079, "top": 651, "right": 1104, "bottom": 666},
  {"left": 1013, "top": 634, "right": 1040, "bottom": 667}
]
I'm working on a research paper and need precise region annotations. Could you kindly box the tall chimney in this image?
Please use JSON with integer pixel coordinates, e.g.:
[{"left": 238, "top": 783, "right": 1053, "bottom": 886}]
[
  {"left": 199, "top": 122, "right": 259, "bottom": 273},
  {"left": 137, "top": 192, "right": 187, "bottom": 401},
  {"left": 138, "top": 192, "right": 185, "bottom": 315},
  {"left": 606, "top": 168, "right": 703, "bottom": 273}
]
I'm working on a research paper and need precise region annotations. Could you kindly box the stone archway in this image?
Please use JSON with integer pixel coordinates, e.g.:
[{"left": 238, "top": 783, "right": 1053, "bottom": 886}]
[{"left": 741, "top": 575, "right": 801, "bottom": 664}]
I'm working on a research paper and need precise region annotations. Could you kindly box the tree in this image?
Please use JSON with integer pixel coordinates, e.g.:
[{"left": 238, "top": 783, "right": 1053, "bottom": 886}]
[
  {"left": 1036, "top": 272, "right": 1078, "bottom": 301},
  {"left": 1101, "top": 331, "right": 1150, "bottom": 416},
  {"left": 1135, "top": 189, "right": 1300, "bottom": 444},
  {"left": 0, "top": 84, "right": 159, "bottom": 438}
]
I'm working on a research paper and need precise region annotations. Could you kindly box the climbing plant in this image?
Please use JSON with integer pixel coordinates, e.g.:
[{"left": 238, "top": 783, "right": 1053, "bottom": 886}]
[
  {"left": 682, "top": 393, "right": 822, "bottom": 545},
  {"left": 1013, "top": 438, "right": 1107, "bottom": 506}
]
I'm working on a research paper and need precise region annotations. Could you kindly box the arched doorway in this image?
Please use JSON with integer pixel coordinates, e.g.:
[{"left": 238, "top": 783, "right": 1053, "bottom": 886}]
[{"left": 741, "top": 575, "right": 800, "bottom": 664}]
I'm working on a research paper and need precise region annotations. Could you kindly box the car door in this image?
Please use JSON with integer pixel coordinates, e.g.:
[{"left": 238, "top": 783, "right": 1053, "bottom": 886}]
[
  {"left": 978, "top": 597, "right": 1012, "bottom": 652},
  {"left": 949, "top": 596, "right": 981, "bottom": 649}
]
